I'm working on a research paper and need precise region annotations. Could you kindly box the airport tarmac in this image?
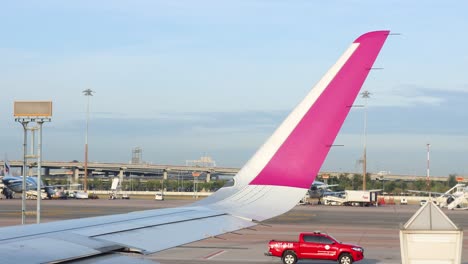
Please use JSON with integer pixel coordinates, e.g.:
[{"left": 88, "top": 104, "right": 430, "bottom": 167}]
[{"left": 1, "top": 198, "right": 467, "bottom": 263}]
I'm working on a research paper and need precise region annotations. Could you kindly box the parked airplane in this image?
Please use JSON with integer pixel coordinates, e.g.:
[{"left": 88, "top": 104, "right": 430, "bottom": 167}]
[
  {"left": 0, "top": 30, "right": 390, "bottom": 263},
  {"left": 309, "top": 180, "right": 339, "bottom": 199},
  {"left": 0, "top": 161, "right": 12, "bottom": 198},
  {"left": 1, "top": 161, "right": 58, "bottom": 199},
  {"left": 1, "top": 161, "right": 15, "bottom": 198},
  {"left": 297, "top": 181, "right": 339, "bottom": 205}
]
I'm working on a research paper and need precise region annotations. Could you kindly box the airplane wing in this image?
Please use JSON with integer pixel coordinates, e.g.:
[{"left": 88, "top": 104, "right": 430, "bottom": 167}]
[
  {"left": 408, "top": 184, "right": 466, "bottom": 198},
  {"left": 324, "top": 191, "right": 346, "bottom": 196},
  {"left": 407, "top": 190, "right": 448, "bottom": 197},
  {"left": 317, "top": 184, "right": 339, "bottom": 189},
  {"left": 0, "top": 31, "right": 389, "bottom": 264},
  {"left": 4, "top": 179, "right": 22, "bottom": 184},
  {"left": 44, "top": 183, "right": 81, "bottom": 188}
]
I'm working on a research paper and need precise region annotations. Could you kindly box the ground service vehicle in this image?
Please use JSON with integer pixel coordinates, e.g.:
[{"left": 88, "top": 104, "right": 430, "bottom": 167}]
[
  {"left": 265, "top": 232, "right": 364, "bottom": 264},
  {"left": 400, "top": 197, "right": 408, "bottom": 205},
  {"left": 155, "top": 192, "right": 164, "bottom": 201},
  {"left": 323, "top": 190, "right": 378, "bottom": 206}
]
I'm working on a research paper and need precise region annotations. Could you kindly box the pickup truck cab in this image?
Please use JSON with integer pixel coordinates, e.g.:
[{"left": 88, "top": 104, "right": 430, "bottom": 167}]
[{"left": 265, "top": 231, "right": 364, "bottom": 264}]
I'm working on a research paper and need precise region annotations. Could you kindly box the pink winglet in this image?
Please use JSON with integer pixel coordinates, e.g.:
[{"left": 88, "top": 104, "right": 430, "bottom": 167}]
[{"left": 250, "top": 31, "right": 390, "bottom": 188}]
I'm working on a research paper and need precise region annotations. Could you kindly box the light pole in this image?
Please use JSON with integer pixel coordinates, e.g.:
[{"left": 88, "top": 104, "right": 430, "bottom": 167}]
[
  {"left": 20, "top": 121, "right": 29, "bottom": 224},
  {"left": 83, "top": 89, "right": 94, "bottom": 193},
  {"left": 426, "top": 143, "right": 431, "bottom": 196},
  {"left": 36, "top": 120, "right": 43, "bottom": 223},
  {"left": 14, "top": 101, "right": 52, "bottom": 224},
  {"left": 192, "top": 171, "right": 199, "bottom": 199},
  {"left": 361, "top": 90, "right": 371, "bottom": 191}
]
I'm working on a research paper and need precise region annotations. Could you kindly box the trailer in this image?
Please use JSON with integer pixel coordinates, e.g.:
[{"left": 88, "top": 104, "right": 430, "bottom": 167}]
[{"left": 323, "top": 190, "right": 378, "bottom": 206}]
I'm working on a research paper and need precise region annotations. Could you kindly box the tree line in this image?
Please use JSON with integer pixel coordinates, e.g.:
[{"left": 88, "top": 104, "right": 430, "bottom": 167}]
[
  {"left": 46, "top": 177, "right": 228, "bottom": 192},
  {"left": 317, "top": 173, "right": 460, "bottom": 194},
  {"left": 46, "top": 173, "right": 460, "bottom": 194}
]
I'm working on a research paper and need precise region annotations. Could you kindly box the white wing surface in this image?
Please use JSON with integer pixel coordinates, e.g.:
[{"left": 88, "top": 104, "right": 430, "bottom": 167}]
[{"left": 0, "top": 31, "right": 389, "bottom": 263}]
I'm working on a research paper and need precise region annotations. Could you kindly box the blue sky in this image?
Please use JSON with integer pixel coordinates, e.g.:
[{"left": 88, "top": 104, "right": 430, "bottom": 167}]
[{"left": 1, "top": 1, "right": 467, "bottom": 176}]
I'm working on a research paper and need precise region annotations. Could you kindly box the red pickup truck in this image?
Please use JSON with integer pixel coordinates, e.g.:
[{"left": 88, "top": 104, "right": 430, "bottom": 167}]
[{"left": 265, "top": 231, "right": 364, "bottom": 264}]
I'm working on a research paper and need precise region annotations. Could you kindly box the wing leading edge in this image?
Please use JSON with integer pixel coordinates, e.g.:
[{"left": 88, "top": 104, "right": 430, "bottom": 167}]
[{"left": 0, "top": 31, "right": 389, "bottom": 263}]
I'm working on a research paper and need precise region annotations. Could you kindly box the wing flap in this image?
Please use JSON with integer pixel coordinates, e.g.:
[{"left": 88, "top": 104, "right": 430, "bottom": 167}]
[
  {"left": 72, "top": 207, "right": 225, "bottom": 237},
  {"left": 0, "top": 206, "right": 253, "bottom": 262},
  {"left": 0, "top": 237, "right": 102, "bottom": 264},
  {"left": 0, "top": 207, "right": 213, "bottom": 241},
  {"left": 70, "top": 254, "right": 159, "bottom": 264},
  {"left": 94, "top": 214, "right": 254, "bottom": 254}
]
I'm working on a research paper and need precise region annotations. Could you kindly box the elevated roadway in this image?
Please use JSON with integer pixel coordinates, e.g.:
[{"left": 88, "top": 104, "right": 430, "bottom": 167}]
[
  {"left": 3, "top": 160, "right": 238, "bottom": 180},
  {"left": 1, "top": 160, "right": 459, "bottom": 182}
]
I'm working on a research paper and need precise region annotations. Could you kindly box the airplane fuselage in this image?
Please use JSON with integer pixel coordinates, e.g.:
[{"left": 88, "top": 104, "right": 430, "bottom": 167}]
[
  {"left": 308, "top": 180, "right": 337, "bottom": 199},
  {"left": 2, "top": 176, "right": 43, "bottom": 193}
]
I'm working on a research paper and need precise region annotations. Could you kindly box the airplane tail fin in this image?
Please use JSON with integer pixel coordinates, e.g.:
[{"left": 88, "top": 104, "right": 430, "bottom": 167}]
[
  {"left": 3, "top": 160, "right": 11, "bottom": 177},
  {"left": 200, "top": 31, "right": 390, "bottom": 221},
  {"left": 45, "top": 186, "right": 55, "bottom": 198}
]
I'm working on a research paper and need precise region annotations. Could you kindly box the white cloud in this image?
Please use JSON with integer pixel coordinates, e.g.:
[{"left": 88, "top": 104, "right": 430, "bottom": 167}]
[{"left": 323, "top": 133, "right": 468, "bottom": 176}]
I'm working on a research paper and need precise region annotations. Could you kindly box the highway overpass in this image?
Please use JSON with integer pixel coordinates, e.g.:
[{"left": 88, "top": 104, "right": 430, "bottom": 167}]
[{"left": 1, "top": 160, "right": 461, "bottom": 183}]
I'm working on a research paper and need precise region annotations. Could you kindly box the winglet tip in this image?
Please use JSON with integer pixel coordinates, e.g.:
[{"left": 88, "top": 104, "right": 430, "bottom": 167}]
[{"left": 354, "top": 30, "right": 391, "bottom": 43}]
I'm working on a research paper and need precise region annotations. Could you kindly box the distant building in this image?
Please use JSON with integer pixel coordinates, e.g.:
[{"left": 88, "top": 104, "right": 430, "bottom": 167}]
[
  {"left": 131, "top": 147, "right": 143, "bottom": 164},
  {"left": 186, "top": 156, "right": 216, "bottom": 167}
]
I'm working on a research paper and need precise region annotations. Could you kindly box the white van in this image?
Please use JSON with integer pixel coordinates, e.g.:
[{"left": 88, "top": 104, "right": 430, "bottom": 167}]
[{"left": 155, "top": 192, "right": 164, "bottom": 201}]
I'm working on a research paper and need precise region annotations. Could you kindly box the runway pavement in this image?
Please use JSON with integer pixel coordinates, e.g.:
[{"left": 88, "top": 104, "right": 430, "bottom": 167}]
[{"left": 0, "top": 198, "right": 467, "bottom": 263}]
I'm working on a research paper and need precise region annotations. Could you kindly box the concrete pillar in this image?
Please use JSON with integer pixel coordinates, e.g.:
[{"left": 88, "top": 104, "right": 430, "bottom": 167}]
[
  {"left": 118, "top": 169, "right": 124, "bottom": 188},
  {"left": 206, "top": 172, "right": 211, "bottom": 183},
  {"left": 44, "top": 168, "right": 50, "bottom": 177},
  {"left": 67, "top": 175, "right": 72, "bottom": 187},
  {"left": 73, "top": 168, "right": 80, "bottom": 184},
  {"left": 162, "top": 170, "right": 168, "bottom": 192}
]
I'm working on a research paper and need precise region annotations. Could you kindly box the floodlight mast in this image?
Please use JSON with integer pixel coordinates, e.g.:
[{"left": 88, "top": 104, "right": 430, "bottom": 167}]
[
  {"left": 83, "top": 89, "right": 94, "bottom": 193},
  {"left": 14, "top": 101, "right": 52, "bottom": 224},
  {"left": 20, "top": 121, "right": 29, "bottom": 225},
  {"left": 36, "top": 120, "right": 43, "bottom": 223},
  {"left": 16, "top": 118, "right": 51, "bottom": 224},
  {"left": 361, "top": 90, "right": 371, "bottom": 191},
  {"left": 427, "top": 143, "right": 431, "bottom": 197}
]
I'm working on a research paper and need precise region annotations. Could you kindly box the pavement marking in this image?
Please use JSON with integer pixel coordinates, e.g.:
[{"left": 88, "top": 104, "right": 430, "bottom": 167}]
[{"left": 202, "top": 250, "right": 226, "bottom": 260}]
